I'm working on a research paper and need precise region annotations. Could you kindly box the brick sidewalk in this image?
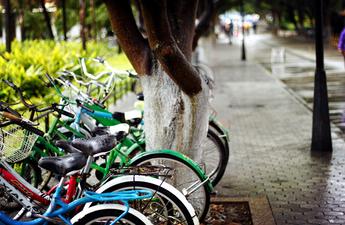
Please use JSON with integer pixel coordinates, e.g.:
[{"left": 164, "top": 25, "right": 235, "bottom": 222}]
[{"left": 203, "top": 35, "right": 345, "bottom": 225}]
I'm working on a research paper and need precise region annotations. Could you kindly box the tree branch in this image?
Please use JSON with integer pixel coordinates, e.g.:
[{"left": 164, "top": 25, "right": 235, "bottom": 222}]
[
  {"left": 192, "top": 0, "right": 215, "bottom": 50},
  {"left": 103, "top": 0, "right": 152, "bottom": 75},
  {"left": 166, "top": 0, "right": 198, "bottom": 60},
  {"left": 140, "top": 0, "right": 202, "bottom": 96}
]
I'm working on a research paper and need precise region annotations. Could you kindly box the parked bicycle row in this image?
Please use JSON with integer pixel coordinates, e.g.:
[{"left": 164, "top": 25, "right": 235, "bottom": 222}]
[{"left": 0, "top": 57, "right": 230, "bottom": 224}]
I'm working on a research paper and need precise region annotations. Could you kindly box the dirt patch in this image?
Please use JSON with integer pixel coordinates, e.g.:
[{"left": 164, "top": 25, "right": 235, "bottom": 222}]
[
  {"left": 203, "top": 196, "right": 276, "bottom": 225},
  {"left": 203, "top": 202, "right": 253, "bottom": 225}
]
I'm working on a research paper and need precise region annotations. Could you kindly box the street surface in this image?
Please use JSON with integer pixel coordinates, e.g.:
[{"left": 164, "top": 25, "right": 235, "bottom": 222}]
[{"left": 204, "top": 31, "right": 345, "bottom": 225}]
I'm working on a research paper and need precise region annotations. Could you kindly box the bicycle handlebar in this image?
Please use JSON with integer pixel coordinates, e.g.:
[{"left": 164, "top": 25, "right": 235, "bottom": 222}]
[
  {"left": 34, "top": 103, "right": 75, "bottom": 118},
  {"left": 0, "top": 111, "right": 44, "bottom": 136},
  {"left": 2, "top": 78, "right": 75, "bottom": 119},
  {"left": 79, "top": 57, "right": 138, "bottom": 81},
  {"left": 76, "top": 100, "right": 94, "bottom": 113},
  {"left": 58, "top": 70, "right": 106, "bottom": 91},
  {"left": 3, "top": 79, "right": 36, "bottom": 109}
]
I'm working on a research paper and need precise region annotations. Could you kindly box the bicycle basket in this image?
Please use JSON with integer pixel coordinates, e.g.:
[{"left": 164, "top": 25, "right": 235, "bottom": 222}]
[{"left": 0, "top": 125, "right": 38, "bottom": 163}]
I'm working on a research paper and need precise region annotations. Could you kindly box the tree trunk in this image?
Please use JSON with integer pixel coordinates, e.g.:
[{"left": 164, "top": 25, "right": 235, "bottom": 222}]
[
  {"left": 40, "top": 0, "right": 54, "bottom": 39},
  {"left": 104, "top": 0, "right": 210, "bottom": 162},
  {"left": 90, "top": 0, "right": 97, "bottom": 40},
  {"left": 271, "top": 10, "right": 279, "bottom": 35},
  {"left": 62, "top": 0, "right": 67, "bottom": 41},
  {"left": 141, "top": 63, "right": 210, "bottom": 162},
  {"left": 287, "top": 5, "right": 299, "bottom": 32},
  {"left": 4, "top": 0, "right": 14, "bottom": 52},
  {"left": 80, "top": 0, "right": 87, "bottom": 50},
  {"left": 18, "top": 0, "right": 25, "bottom": 41},
  {"left": 297, "top": 7, "right": 305, "bottom": 34}
]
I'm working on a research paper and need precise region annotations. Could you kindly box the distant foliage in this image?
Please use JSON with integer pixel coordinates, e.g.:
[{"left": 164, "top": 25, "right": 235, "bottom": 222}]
[{"left": 0, "top": 40, "right": 133, "bottom": 105}]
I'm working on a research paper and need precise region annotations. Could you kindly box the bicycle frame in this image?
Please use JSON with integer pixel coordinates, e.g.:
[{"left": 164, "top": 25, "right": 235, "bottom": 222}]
[
  {"left": 0, "top": 160, "right": 50, "bottom": 211},
  {"left": 0, "top": 172, "right": 152, "bottom": 225},
  {"left": 71, "top": 106, "right": 144, "bottom": 179}
]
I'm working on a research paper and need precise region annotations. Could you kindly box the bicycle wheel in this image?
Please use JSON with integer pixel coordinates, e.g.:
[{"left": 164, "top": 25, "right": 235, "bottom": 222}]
[
  {"left": 85, "top": 175, "right": 199, "bottom": 225},
  {"left": 72, "top": 204, "right": 152, "bottom": 225},
  {"left": 130, "top": 153, "right": 210, "bottom": 222},
  {"left": 203, "top": 129, "right": 229, "bottom": 187},
  {"left": 209, "top": 120, "right": 230, "bottom": 153}
]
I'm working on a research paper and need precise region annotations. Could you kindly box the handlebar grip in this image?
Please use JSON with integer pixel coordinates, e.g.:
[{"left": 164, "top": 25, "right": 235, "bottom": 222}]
[
  {"left": 1, "top": 111, "right": 22, "bottom": 123},
  {"left": 80, "top": 104, "right": 94, "bottom": 113},
  {"left": 0, "top": 103, "right": 22, "bottom": 118},
  {"left": 55, "top": 108, "right": 75, "bottom": 118},
  {"left": 0, "top": 112, "right": 44, "bottom": 136},
  {"left": 20, "top": 122, "right": 45, "bottom": 136}
]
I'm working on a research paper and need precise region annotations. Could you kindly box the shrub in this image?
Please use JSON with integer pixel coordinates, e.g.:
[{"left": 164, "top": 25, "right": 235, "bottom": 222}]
[{"left": 0, "top": 40, "right": 133, "bottom": 106}]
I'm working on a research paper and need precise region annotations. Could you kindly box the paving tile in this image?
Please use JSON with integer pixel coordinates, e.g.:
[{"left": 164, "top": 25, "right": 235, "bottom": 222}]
[{"left": 207, "top": 36, "right": 345, "bottom": 225}]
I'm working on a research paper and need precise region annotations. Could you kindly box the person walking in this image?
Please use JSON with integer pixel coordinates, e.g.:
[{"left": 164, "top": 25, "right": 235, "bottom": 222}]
[
  {"left": 227, "top": 20, "right": 234, "bottom": 45},
  {"left": 338, "top": 27, "right": 345, "bottom": 68}
]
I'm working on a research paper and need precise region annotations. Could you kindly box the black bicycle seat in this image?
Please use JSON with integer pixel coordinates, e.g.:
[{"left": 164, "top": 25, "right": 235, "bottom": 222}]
[
  {"left": 112, "top": 112, "right": 126, "bottom": 123},
  {"left": 71, "top": 134, "right": 120, "bottom": 156},
  {"left": 137, "top": 93, "right": 144, "bottom": 101},
  {"left": 55, "top": 140, "right": 81, "bottom": 154},
  {"left": 38, "top": 153, "right": 87, "bottom": 176},
  {"left": 127, "top": 118, "right": 141, "bottom": 127},
  {"left": 90, "top": 126, "right": 111, "bottom": 137},
  {"left": 112, "top": 111, "right": 142, "bottom": 126}
]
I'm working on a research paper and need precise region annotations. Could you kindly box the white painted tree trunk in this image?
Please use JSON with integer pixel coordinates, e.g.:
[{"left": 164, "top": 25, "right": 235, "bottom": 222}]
[{"left": 140, "top": 63, "right": 210, "bottom": 163}]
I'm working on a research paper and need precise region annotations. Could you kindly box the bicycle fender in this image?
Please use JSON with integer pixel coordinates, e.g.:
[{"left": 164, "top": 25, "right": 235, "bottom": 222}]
[
  {"left": 128, "top": 150, "right": 213, "bottom": 192},
  {"left": 71, "top": 204, "right": 153, "bottom": 225}
]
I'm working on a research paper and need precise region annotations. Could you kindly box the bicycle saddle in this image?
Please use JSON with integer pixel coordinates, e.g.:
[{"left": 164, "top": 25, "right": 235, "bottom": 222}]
[
  {"left": 55, "top": 140, "right": 81, "bottom": 153},
  {"left": 137, "top": 93, "right": 144, "bottom": 101},
  {"left": 71, "top": 134, "right": 122, "bottom": 156},
  {"left": 112, "top": 110, "right": 142, "bottom": 127},
  {"left": 38, "top": 153, "right": 87, "bottom": 176}
]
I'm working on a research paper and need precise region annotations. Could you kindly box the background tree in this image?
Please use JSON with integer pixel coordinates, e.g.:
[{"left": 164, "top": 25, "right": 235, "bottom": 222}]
[
  {"left": 79, "top": 0, "right": 87, "bottom": 50},
  {"left": 104, "top": 0, "right": 216, "bottom": 161},
  {"left": 40, "top": 0, "right": 54, "bottom": 39}
]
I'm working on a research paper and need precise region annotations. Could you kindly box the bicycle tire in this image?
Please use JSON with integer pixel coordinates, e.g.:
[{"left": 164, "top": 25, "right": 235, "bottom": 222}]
[
  {"left": 209, "top": 120, "right": 230, "bottom": 154},
  {"left": 205, "top": 128, "right": 229, "bottom": 187},
  {"left": 129, "top": 153, "right": 210, "bottom": 222},
  {"left": 72, "top": 204, "right": 152, "bottom": 225},
  {"left": 85, "top": 175, "right": 199, "bottom": 225}
]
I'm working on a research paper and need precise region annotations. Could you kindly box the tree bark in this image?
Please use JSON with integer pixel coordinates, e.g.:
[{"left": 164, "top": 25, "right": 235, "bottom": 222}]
[
  {"left": 139, "top": 0, "right": 201, "bottom": 96},
  {"left": 40, "top": 0, "right": 54, "bottom": 39},
  {"left": 104, "top": 0, "right": 211, "bottom": 161},
  {"left": 62, "top": 0, "right": 67, "bottom": 41},
  {"left": 193, "top": 0, "right": 214, "bottom": 50},
  {"left": 80, "top": 0, "right": 87, "bottom": 50},
  {"left": 4, "top": 0, "right": 14, "bottom": 52},
  {"left": 90, "top": 0, "right": 97, "bottom": 40},
  {"left": 286, "top": 4, "right": 299, "bottom": 32},
  {"left": 104, "top": 0, "right": 152, "bottom": 75},
  {"left": 18, "top": 0, "right": 25, "bottom": 41}
]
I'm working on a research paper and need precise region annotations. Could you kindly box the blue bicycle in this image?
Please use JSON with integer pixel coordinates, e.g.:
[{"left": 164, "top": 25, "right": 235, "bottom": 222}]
[{"left": 0, "top": 149, "right": 153, "bottom": 225}]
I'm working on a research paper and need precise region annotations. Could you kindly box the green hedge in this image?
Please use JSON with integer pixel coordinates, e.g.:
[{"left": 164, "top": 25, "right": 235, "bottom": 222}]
[{"left": 0, "top": 40, "right": 133, "bottom": 105}]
